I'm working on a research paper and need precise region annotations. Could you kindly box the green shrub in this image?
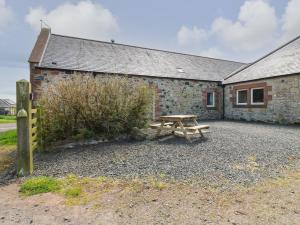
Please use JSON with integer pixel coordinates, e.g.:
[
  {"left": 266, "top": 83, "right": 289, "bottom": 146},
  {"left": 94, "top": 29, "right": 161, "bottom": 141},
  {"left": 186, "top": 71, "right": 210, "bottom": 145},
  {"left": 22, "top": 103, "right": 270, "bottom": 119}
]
[
  {"left": 72, "top": 128, "right": 95, "bottom": 141},
  {"left": 38, "top": 75, "right": 153, "bottom": 146},
  {"left": 20, "top": 176, "right": 61, "bottom": 196}
]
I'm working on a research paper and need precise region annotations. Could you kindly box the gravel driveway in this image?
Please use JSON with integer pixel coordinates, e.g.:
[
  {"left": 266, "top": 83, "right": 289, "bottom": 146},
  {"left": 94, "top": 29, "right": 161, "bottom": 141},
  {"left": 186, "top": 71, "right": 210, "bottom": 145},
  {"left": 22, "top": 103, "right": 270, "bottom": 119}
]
[{"left": 33, "top": 121, "right": 300, "bottom": 186}]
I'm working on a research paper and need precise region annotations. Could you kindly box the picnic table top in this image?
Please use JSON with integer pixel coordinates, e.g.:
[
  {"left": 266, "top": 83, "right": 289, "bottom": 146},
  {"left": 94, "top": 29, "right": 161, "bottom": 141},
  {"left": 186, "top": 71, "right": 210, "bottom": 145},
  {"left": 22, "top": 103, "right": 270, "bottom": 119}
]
[{"left": 160, "top": 115, "right": 197, "bottom": 120}]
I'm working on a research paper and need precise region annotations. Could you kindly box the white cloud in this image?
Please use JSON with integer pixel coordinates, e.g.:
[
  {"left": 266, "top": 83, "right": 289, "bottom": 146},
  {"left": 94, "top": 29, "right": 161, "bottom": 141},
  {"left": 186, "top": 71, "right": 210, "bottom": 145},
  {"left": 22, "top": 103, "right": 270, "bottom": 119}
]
[
  {"left": 211, "top": 0, "right": 277, "bottom": 51},
  {"left": 200, "top": 47, "right": 224, "bottom": 59},
  {"left": 25, "top": 6, "right": 46, "bottom": 31},
  {"left": 25, "top": 1, "right": 119, "bottom": 40},
  {"left": 177, "top": 25, "right": 207, "bottom": 45},
  {"left": 281, "top": 0, "right": 300, "bottom": 42},
  {"left": 0, "top": 0, "right": 13, "bottom": 30}
]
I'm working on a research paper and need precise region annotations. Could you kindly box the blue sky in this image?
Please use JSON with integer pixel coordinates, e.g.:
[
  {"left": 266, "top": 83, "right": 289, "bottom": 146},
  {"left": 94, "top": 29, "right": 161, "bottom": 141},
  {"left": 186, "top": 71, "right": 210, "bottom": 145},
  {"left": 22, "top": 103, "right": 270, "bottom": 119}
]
[{"left": 1, "top": 0, "right": 300, "bottom": 100}]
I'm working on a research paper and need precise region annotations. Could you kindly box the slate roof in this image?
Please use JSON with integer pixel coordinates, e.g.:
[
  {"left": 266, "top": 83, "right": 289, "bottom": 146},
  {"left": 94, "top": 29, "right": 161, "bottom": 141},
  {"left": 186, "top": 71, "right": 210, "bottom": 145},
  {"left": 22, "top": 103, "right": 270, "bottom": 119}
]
[
  {"left": 38, "top": 34, "right": 245, "bottom": 81},
  {"left": 0, "top": 99, "right": 15, "bottom": 108},
  {"left": 224, "top": 35, "right": 300, "bottom": 84}
]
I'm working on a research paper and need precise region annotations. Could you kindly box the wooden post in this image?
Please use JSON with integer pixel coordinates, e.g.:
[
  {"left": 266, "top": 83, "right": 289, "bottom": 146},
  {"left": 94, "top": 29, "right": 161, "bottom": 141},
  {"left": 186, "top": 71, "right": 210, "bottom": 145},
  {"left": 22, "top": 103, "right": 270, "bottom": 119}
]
[
  {"left": 16, "top": 80, "right": 32, "bottom": 176},
  {"left": 37, "top": 107, "right": 45, "bottom": 152}
]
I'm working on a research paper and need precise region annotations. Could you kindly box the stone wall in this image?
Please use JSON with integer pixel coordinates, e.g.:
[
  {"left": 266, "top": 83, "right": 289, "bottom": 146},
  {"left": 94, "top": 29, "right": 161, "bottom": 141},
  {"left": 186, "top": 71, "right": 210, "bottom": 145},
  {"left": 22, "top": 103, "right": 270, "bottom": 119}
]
[
  {"left": 224, "top": 74, "right": 300, "bottom": 124},
  {"left": 30, "top": 67, "right": 223, "bottom": 120}
]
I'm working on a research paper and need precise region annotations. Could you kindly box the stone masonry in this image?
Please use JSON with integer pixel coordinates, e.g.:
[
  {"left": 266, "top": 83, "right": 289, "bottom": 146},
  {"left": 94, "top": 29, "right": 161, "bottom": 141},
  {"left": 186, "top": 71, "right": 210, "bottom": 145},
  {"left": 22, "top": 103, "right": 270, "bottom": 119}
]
[
  {"left": 224, "top": 74, "right": 300, "bottom": 124},
  {"left": 30, "top": 67, "right": 223, "bottom": 120}
]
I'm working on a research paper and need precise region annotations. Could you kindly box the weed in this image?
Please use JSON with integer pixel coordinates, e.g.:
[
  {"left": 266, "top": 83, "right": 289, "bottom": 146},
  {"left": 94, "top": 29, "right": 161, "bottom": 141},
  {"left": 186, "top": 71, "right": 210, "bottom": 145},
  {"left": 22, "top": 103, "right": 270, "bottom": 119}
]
[
  {"left": 150, "top": 178, "right": 167, "bottom": 190},
  {"left": 97, "top": 176, "right": 106, "bottom": 182},
  {"left": 65, "top": 195, "right": 90, "bottom": 206},
  {"left": 65, "top": 174, "right": 77, "bottom": 182},
  {"left": 64, "top": 187, "right": 82, "bottom": 197},
  {"left": 20, "top": 177, "right": 61, "bottom": 196}
]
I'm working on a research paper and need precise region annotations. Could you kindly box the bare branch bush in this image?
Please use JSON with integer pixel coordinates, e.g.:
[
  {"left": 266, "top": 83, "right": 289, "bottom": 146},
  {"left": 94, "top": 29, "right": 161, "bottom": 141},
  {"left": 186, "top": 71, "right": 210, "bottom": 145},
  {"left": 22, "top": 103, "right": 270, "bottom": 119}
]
[{"left": 38, "top": 75, "right": 153, "bottom": 145}]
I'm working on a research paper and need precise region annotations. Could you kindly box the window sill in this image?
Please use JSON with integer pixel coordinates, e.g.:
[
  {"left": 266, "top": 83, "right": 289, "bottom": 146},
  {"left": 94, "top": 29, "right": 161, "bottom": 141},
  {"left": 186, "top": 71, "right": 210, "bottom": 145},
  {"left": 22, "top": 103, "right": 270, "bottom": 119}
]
[
  {"left": 251, "top": 103, "right": 264, "bottom": 105},
  {"left": 233, "top": 104, "right": 267, "bottom": 108},
  {"left": 206, "top": 106, "right": 217, "bottom": 110}
]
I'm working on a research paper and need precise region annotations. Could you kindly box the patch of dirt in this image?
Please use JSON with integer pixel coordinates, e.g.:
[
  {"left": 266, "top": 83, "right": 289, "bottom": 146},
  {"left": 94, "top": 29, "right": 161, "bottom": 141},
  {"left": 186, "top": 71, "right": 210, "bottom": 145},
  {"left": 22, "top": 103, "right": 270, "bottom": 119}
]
[
  {"left": 0, "top": 170, "right": 300, "bottom": 225},
  {"left": 0, "top": 147, "right": 15, "bottom": 173}
]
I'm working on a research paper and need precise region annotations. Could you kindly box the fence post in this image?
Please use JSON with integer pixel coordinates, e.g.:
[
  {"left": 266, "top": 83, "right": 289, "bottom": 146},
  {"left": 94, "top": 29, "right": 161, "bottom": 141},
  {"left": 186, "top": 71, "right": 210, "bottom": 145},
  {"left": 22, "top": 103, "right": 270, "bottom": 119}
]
[
  {"left": 16, "top": 80, "right": 32, "bottom": 176},
  {"left": 37, "top": 107, "right": 45, "bottom": 152}
]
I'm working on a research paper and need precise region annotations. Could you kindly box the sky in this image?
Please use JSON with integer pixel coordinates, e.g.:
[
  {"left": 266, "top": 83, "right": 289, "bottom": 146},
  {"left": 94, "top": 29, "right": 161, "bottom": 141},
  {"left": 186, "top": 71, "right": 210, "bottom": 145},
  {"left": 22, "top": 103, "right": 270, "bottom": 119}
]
[{"left": 1, "top": 0, "right": 300, "bottom": 100}]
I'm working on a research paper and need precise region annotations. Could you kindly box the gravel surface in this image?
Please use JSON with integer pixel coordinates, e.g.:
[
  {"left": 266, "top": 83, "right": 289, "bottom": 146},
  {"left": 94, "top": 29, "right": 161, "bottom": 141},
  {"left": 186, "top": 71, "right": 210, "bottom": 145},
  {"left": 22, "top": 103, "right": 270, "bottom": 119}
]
[{"left": 32, "top": 121, "right": 300, "bottom": 186}]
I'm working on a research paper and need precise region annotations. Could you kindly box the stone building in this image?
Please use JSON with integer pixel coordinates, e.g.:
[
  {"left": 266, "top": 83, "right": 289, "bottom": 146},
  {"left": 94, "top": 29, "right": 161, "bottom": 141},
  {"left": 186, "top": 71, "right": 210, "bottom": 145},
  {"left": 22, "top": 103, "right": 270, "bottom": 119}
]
[
  {"left": 0, "top": 99, "right": 16, "bottom": 115},
  {"left": 29, "top": 28, "right": 300, "bottom": 124},
  {"left": 28, "top": 28, "right": 244, "bottom": 120},
  {"left": 224, "top": 36, "right": 300, "bottom": 124}
]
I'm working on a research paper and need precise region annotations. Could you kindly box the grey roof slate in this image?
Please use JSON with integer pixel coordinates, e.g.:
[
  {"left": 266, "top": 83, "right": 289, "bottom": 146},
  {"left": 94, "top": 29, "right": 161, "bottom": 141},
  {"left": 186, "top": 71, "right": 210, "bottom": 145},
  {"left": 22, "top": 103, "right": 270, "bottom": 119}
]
[
  {"left": 0, "top": 99, "right": 15, "bottom": 108},
  {"left": 39, "top": 34, "right": 245, "bottom": 81},
  {"left": 224, "top": 35, "right": 300, "bottom": 84}
]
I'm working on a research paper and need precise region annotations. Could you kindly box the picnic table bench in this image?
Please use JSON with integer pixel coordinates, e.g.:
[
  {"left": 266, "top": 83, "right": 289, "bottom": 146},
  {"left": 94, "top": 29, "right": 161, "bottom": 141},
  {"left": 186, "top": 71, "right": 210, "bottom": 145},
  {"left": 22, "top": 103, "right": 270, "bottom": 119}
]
[{"left": 151, "top": 115, "right": 209, "bottom": 142}]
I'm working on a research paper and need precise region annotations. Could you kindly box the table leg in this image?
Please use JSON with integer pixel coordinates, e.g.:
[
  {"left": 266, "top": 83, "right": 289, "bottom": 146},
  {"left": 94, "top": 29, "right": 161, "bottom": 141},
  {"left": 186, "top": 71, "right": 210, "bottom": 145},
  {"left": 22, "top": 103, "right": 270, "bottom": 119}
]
[
  {"left": 192, "top": 118, "right": 199, "bottom": 125},
  {"left": 193, "top": 118, "right": 203, "bottom": 138},
  {"left": 156, "top": 120, "right": 165, "bottom": 137},
  {"left": 179, "top": 121, "right": 191, "bottom": 142},
  {"left": 199, "top": 129, "right": 204, "bottom": 137},
  {"left": 171, "top": 122, "right": 178, "bottom": 134}
]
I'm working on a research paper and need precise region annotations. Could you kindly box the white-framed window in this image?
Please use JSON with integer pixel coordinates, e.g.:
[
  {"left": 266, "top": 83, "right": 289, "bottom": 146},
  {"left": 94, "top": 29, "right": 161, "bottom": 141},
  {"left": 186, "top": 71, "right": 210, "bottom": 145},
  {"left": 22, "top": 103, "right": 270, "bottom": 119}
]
[
  {"left": 206, "top": 92, "right": 215, "bottom": 107},
  {"left": 236, "top": 89, "right": 248, "bottom": 105},
  {"left": 251, "top": 87, "right": 264, "bottom": 105}
]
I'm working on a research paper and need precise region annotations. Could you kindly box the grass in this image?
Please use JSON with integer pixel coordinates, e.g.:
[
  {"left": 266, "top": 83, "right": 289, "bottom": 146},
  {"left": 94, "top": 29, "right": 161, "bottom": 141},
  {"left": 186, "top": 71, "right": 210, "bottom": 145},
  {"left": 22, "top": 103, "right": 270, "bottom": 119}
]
[
  {"left": 0, "top": 129, "right": 17, "bottom": 146},
  {"left": 64, "top": 187, "right": 82, "bottom": 197},
  {"left": 0, "top": 129, "right": 17, "bottom": 172},
  {"left": 150, "top": 177, "right": 167, "bottom": 190},
  {"left": 20, "top": 176, "right": 61, "bottom": 196},
  {"left": 16, "top": 169, "right": 300, "bottom": 224},
  {"left": 0, "top": 115, "right": 16, "bottom": 120},
  {"left": 0, "top": 115, "right": 16, "bottom": 124},
  {"left": 19, "top": 175, "right": 86, "bottom": 197},
  {"left": 0, "top": 120, "right": 15, "bottom": 124},
  {"left": 19, "top": 174, "right": 170, "bottom": 205},
  {"left": 18, "top": 169, "right": 300, "bottom": 224}
]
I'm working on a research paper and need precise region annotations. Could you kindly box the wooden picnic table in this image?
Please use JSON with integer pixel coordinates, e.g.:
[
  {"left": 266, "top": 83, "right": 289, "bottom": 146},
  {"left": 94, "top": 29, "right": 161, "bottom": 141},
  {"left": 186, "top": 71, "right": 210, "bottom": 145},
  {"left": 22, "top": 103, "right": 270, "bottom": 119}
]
[{"left": 152, "top": 114, "right": 209, "bottom": 142}]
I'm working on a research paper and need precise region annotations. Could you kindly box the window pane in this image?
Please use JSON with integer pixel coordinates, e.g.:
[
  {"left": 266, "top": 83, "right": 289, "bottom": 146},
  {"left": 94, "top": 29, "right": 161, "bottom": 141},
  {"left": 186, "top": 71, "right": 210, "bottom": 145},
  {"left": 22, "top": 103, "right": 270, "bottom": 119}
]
[
  {"left": 207, "top": 92, "right": 214, "bottom": 106},
  {"left": 252, "top": 89, "right": 264, "bottom": 103},
  {"left": 237, "top": 90, "right": 247, "bottom": 104}
]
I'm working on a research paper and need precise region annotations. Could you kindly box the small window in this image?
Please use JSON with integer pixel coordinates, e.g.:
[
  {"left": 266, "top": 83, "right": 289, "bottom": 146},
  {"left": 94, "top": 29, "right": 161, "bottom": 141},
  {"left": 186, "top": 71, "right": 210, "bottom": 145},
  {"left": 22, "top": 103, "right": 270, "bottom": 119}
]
[
  {"left": 251, "top": 88, "right": 264, "bottom": 104},
  {"left": 207, "top": 92, "right": 215, "bottom": 107},
  {"left": 236, "top": 89, "right": 248, "bottom": 105}
]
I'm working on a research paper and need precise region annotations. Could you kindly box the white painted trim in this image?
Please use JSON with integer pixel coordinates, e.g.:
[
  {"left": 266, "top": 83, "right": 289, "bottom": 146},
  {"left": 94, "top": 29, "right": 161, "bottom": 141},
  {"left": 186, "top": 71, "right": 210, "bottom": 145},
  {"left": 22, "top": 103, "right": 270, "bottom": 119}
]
[
  {"left": 251, "top": 87, "right": 264, "bottom": 105},
  {"left": 236, "top": 89, "right": 248, "bottom": 105},
  {"left": 206, "top": 91, "right": 215, "bottom": 107}
]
